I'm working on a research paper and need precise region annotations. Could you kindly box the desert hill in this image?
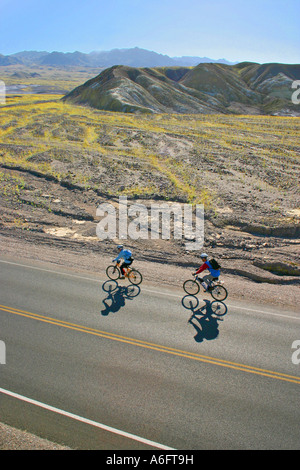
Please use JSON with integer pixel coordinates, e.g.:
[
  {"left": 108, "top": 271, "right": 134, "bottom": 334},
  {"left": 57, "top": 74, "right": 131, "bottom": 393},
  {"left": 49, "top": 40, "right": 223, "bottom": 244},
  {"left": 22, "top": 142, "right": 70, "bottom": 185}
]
[{"left": 63, "top": 62, "right": 300, "bottom": 115}]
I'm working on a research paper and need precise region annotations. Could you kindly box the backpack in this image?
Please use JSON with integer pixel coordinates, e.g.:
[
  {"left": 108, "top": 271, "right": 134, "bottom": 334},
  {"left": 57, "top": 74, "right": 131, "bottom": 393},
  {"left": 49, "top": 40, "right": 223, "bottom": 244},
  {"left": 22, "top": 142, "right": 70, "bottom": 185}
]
[{"left": 209, "top": 258, "right": 221, "bottom": 270}]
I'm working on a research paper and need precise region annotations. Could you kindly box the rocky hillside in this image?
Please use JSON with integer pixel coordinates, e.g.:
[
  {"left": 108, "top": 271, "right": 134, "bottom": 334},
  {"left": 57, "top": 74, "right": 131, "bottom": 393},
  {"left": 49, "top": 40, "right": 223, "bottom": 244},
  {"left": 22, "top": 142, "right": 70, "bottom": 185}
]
[
  {"left": 1, "top": 93, "right": 299, "bottom": 282},
  {"left": 63, "top": 62, "right": 300, "bottom": 115}
]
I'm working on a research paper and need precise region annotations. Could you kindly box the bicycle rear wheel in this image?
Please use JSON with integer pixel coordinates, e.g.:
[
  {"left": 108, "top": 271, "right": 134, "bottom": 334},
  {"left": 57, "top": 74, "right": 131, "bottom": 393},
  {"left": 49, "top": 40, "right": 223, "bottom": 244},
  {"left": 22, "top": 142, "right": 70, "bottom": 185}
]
[
  {"left": 183, "top": 280, "right": 199, "bottom": 295},
  {"left": 106, "top": 265, "right": 121, "bottom": 280},
  {"left": 182, "top": 294, "right": 199, "bottom": 311},
  {"left": 128, "top": 269, "right": 143, "bottom": 285},
  {"left": 211, "top": 285, "right": 228, "bottom": 301}
]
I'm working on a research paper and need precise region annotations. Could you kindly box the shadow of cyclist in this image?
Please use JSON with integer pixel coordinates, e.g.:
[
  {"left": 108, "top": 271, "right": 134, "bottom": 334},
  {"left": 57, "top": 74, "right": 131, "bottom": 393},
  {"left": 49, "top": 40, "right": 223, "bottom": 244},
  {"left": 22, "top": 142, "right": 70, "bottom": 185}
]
[
  {"left": 182, "top": 295, "right": 228, "bottom": 343},
  {"left": 101, "top": 280, "right": 141, "bottom": 316}
]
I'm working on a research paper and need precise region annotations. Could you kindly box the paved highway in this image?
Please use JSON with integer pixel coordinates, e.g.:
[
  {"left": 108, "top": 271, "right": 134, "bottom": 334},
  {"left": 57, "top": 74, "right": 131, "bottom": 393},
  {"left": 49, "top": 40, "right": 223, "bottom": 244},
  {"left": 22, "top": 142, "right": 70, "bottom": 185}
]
[{"left": 0, "top": 256, "right": 299, "bottom": 449}]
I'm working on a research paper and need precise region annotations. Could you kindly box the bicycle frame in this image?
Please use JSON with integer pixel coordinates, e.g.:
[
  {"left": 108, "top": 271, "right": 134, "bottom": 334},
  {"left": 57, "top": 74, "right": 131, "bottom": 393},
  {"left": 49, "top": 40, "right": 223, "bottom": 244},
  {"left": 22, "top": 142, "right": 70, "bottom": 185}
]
[
  {"left": 185, "top": 274, "right": 227, "bottom": 301},
  {"left": 108, "top": 262, "right": 143, "bottom": 286},
  {"left": 194, "top": 275, "right": 223, "bottom": 287},
  {"left": 115, "top": 261, "right": 132, "bottom": 277}
]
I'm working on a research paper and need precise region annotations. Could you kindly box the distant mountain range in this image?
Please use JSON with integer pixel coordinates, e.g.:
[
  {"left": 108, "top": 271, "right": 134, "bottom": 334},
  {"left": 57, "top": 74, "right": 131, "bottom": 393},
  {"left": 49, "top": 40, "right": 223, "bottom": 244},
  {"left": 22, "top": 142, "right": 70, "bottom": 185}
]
[
  {"left": 0, "top": 47, "right": 236, "bottom": 68},
  {"left": 63, "top": 62, "right": 300, "bottom": 116}
]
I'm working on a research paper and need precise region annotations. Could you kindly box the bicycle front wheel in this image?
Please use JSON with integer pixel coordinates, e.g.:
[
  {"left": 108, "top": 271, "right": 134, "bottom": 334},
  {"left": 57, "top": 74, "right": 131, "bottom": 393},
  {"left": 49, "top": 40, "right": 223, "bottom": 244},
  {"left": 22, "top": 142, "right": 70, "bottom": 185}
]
[
  {"left": 211, "top": 285, "right": 228, "bottom": 301},
  {"left": 183, "top": 280, "right": 199, "bottom": 295},
  {"left": 106, "top": 265, "right": 120, "bottom": 280},
  {"left": 128, "top": 269, "right": 143, "bottom": 285}
]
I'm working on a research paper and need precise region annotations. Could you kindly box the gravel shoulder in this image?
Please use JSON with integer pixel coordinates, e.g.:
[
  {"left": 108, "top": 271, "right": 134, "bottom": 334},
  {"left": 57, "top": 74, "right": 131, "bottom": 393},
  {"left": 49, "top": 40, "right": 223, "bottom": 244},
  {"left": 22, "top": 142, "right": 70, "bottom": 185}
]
[{"left": 0, "top": 423, "right": 71, "bottom": 450}]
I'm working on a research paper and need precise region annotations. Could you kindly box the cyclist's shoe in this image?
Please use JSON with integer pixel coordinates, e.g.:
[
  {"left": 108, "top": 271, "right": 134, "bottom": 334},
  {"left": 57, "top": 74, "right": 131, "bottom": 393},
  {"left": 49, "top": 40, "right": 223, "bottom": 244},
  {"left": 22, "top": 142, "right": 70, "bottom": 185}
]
[{"left": 119, "top": 275, "right": 125, "bottom": 279}]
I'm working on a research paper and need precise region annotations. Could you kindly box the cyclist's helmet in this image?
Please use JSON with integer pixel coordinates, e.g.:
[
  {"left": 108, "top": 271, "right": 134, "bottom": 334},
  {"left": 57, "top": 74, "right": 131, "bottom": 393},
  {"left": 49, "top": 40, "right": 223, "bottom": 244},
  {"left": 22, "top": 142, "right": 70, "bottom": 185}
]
[
  {"left": 200, "top": 253, "right": 208, "bottom": 258},
  {"left": 117, "top": 244, "right": 123, "bottom": 250}
]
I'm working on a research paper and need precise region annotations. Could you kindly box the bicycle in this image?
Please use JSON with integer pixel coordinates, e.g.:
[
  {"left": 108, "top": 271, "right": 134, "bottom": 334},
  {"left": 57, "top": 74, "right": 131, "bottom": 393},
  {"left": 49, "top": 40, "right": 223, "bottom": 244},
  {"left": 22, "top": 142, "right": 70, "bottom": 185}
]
[
  {"left": 183, "top": 275, "right": 228, "bottom": 301},
  {"left": 106, "top": 262, "right": 143, "bottom": 286}
]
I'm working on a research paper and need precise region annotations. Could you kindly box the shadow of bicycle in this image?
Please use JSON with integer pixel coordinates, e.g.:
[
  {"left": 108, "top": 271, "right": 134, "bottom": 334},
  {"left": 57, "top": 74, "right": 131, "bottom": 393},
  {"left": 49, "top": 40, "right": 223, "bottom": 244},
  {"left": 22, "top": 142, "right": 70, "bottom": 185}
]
[
  {"left": 182, "top": 294, "right": 228, "bottom": 343},
  {"left": 101, "top": 280, "right": 141, "bottom": 316}
]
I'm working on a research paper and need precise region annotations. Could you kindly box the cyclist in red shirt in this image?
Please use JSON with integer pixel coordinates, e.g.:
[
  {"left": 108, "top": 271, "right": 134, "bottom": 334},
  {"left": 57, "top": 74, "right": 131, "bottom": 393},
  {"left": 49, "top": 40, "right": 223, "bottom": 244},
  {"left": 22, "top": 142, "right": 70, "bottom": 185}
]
[{"left": 192, "top": 253, "right": 220, "bottom": 291}]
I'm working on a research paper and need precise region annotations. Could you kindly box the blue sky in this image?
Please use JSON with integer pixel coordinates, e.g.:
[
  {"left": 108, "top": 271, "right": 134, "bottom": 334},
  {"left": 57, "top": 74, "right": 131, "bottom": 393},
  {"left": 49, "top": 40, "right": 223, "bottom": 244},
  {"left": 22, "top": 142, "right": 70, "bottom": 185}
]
[{"left": 0, "top": 0, "right": 299, "bottom": 63}]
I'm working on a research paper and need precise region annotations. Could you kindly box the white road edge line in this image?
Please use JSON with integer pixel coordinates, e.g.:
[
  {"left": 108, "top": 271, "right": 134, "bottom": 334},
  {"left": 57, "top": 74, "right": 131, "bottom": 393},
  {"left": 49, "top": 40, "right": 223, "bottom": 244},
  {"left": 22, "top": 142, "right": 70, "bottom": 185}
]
[
  {"left": 0, "top": 387, "right": 174, "bottom": 450},
  {"left": 0, "top": 259, "right": 299, "bottom": 320}
]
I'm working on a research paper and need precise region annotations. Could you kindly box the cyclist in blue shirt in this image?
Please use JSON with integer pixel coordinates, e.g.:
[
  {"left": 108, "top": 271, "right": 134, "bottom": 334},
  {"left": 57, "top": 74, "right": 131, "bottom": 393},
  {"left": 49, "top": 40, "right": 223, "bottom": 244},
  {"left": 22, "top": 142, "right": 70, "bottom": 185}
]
[{"left": 113, "top": 245, "right": 134, "bottom": 279}]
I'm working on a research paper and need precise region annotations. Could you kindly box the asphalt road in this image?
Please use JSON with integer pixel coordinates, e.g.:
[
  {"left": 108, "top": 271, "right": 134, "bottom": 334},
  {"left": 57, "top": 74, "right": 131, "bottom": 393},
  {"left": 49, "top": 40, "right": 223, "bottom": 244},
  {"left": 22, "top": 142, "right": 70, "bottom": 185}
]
[{"left": 0, "top": 256, "right": 299, "bottom": 450}]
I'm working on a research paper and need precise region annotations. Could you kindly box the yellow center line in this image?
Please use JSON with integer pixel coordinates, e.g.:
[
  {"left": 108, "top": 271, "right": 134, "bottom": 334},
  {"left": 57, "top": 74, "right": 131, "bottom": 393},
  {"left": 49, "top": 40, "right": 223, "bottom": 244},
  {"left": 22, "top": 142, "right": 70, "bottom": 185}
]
[{"left": 1, "top": 304, "right": 300, "bottom": 384}]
